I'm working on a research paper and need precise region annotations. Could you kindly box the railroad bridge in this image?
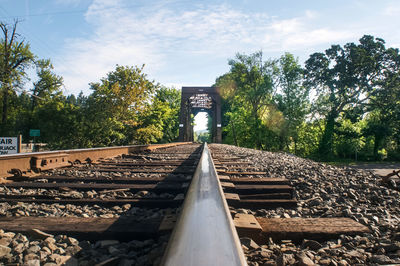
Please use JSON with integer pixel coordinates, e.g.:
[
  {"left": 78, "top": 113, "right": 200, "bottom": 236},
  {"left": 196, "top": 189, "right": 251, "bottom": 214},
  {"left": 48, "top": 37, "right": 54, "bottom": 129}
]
[{"left": 178, "top": 86, "right": 222, "bottom": 143}]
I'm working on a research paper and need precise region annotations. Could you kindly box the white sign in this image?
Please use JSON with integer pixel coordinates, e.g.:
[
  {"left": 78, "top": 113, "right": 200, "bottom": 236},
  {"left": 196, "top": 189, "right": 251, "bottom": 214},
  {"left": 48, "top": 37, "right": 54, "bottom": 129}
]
[
  {"left": 0, "top": 137, "right": 18, "bottom": 155},
  {"left": 179, "top": 124, "right": 184, "bottom": 127},
  {"left": 217, "top": 124, "right": 222, "bottom": 127}
]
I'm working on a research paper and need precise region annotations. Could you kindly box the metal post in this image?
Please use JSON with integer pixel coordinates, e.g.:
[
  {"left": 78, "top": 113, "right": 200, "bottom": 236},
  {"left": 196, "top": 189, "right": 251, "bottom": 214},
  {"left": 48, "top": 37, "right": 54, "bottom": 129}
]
[
  {"left": 178, "top": 98, "right": 187, "bottom": 142},
  {"left": 17, "top": 134, "right": 22, "bottom": 153},
  {"left": 215, "top": 89, "right": 222, "bottom": 143}
]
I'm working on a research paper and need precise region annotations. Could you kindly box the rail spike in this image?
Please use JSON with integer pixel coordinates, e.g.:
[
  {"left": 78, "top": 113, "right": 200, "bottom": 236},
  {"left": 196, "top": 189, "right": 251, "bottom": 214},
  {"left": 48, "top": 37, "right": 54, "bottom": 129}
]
[{"left": 161, "top": 143, "right": 247, "bottom": 266}]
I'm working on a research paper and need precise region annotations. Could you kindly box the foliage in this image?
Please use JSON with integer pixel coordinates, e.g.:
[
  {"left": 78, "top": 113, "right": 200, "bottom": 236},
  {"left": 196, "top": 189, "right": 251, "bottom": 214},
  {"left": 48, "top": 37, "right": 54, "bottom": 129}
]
[
  {"left": 134, "top": 124, "right": 163, "bottom": 144},
  {"left": 216, "top": 40, "right": 400, "bottom": 162},
  {"left": 305, "top": 35, "right": 400, "bottom": 159},
  {"left": 218, "top": 51, "right": 277, "bottom": 149},
  {"left": 334, "top": 118, "right": 365, "bottom": 159},
  {"left": 295, "top": 120, "right": 324, "bottom": 157},
  {"left": 80, "top": 65, "right": 158, "bottom": 146},
  {"left": 152, "top": 87, "right": 181, "bottom": 143},
  {"left": 0, "top": 21, "right": 34, "bottom": 132},
  {"left": 33, "top": 96, "right": 84, "bottom": 149},
  {"left": 217, "top": 51, "right": 308, "bottom": 152},
  {"left": 194, "top": 131, "right": 210, "bottom": 143},
  {"left": 31, "top": 59, "right": 63, "bottom": 109},
  {"left": 2, "top": 24, "right": 400, "bottom": 164},
  {"left": 274, "top": 53, "right": 309, "bottom": 152}
]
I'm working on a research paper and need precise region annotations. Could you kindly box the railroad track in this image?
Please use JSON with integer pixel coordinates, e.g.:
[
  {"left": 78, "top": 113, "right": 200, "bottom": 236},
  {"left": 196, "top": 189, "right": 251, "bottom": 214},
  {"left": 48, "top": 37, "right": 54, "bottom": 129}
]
[{"left": 0, "top": 143, "right": 372, "bottom": 265}]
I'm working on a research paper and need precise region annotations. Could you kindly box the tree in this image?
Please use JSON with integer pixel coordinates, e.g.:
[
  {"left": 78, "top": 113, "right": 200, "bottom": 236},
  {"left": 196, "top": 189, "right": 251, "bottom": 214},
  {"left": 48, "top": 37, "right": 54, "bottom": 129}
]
[
  {"left": 83, "top": 65, "right": 158, "bottom": 146},
  {"left": 226, "top": 51, "right": 276, "bottom": 149},
  {"left": 334, "top": 118, "right": 365, "bottom": 159},
  {"left": 152, "top": 87, "right": 181, "bottom": 143},
  {"left": 305, "top": 35, "right": 395, "bottom": 158},
  {"left": 31, "top": 59, "right": 63, "bottom": 110},
  {"left": 364, "top": 46, "right": 400, "bottom": 159},
  {"left": 214, "top": 73, "right": 238, "bottom": 145},
  {"left": 33, "top": 95, "right": 83, "bottom": 149},
  {"left": 195, "top": 131, "right": 210, "bottom": 143},
  {"left": 275, "top": 53, "right": 309, "bottom": 153},
  {"left": 90, "top": 65, "right": 157, "bottom": 124},
  {"left": 131, "top": 87, "right": 181, "bottom": 144},
  {"left": 0, "top": 21, "right": 34, "bottom": 130}
]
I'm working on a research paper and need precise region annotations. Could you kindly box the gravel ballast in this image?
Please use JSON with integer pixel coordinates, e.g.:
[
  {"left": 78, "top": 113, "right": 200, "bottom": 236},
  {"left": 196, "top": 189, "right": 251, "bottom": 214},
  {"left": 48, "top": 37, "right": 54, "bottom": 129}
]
[
  {"left": 0, "top": 143, "right": 398, "bottom": 265},
  {"left": 210, "top": 144, "right": 400, "bottom": 266}
]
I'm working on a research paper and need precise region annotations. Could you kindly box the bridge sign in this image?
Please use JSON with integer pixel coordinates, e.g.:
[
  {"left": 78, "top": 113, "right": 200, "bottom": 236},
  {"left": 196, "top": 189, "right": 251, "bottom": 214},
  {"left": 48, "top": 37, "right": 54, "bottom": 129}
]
[{"left": 0, "top": 137, "right": 18, "bottom": 155}]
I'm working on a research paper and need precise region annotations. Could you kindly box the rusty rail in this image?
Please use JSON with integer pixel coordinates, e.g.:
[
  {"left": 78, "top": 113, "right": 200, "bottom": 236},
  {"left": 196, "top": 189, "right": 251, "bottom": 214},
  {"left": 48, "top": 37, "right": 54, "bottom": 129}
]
[
  {"left": 161, "top": 143, "right": 247, "bottom": 266},
  {"left": 0, "top": 142, "right": 190, "bottom": 178}
]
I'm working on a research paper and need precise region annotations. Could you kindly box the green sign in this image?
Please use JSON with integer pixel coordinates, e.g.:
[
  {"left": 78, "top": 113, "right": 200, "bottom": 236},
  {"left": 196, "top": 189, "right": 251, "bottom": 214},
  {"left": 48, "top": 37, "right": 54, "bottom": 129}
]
[{"left": 29, "top": 129, "right": 40, "bottom": 137}]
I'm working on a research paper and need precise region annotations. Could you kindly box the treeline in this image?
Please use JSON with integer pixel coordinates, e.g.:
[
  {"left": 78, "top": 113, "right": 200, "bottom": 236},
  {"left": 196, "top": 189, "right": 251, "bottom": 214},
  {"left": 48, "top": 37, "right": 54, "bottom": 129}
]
[
  {"left": 0, "top": 22, "right": 180, "bottom": 149},
  {"left": 1, "top": 21, "right": 400, "bottom": 161},
  {"left": 216, "top": 35, "right": 400, "bottom": 161}
]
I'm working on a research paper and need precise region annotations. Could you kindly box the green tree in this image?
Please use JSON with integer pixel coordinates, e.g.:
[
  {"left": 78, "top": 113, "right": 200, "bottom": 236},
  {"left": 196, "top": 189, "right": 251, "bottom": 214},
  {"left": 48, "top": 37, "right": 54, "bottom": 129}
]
[
  {"left": 195, "top": 131, "right": 210, "bottom": 143},
  {"left": 0, "top": 21, "right": 34, "bottom": 132},
  {"left": 84, "top": 65, "right": 158, "bottom": 146},
  {"left": 153, "top": 87, "right": 181, "bottom": 143},
  {"left": 33, "top": 95, "right": 83, "bottom": 149},
  {"left": 275, "top": 53, "right": 309, "bottom": 153},
  {"left": 31, "top": 59, "right": 63, "bottom": 110},
  {"left": 225, "top": 51, "right": 276, "bottom": 149},
  {"left": 20, "top": 58, "right": 67, "bottom": 146},
  {"left": 214, "top": 73, "right": 238, "bottom": 145},
  {"left": 11, "top": 91, "right": 31, "bottom": 139},
  {"left": 334, "top": 118, "right": 365, "bottom": 159},
  {"left": 295, "top": 120, "right": 324, "bottom": 157},
  {"left": 364, "top": 46, "right": 400, "bottom": 159},
  {"left": 305, "top": 35, "right": 395, "bottom": 158}
]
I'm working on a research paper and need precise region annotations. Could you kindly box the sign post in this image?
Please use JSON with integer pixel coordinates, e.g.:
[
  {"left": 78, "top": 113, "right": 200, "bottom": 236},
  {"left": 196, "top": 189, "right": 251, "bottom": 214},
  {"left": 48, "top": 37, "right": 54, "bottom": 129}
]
[
  {"left": 30, "top": 129, "right": 40, "bottom": 152},
  {"left": 0, "top": 137, "right": 19, "bottom": 155},
  {"left": 17, "top": 134, "right": 22, "bottom": 153}
]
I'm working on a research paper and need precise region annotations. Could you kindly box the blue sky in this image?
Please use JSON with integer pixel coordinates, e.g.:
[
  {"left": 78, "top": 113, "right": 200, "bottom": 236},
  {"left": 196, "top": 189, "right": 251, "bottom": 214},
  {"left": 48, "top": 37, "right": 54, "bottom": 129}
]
[
  {"left": 1, "top": 0, "right": 400, "bottom": 96},
  {"left": 1, "top": 0, "right": 400, "bottom": 130}
]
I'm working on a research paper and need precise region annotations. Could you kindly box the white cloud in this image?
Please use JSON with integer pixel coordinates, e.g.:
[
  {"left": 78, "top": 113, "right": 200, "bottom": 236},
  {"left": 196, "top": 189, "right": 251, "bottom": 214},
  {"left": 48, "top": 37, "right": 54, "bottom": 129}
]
[
  {"left": 281, "top": 29, "right": 354, "bottom": 49},
  {"left": 56, "top": 1, "right": 358, "bottom": 95},
  {"left": 262, "top": 11, "right": 354, "bottom": 51},
  {"left": 383, "top": 2, "right": 400, "bottom": 16},
  {"left": 305, "top": 10, "right": 318, "bottom": 19},
  {"left": 270, "top": 18, "right": 302, "bottom": 34}
]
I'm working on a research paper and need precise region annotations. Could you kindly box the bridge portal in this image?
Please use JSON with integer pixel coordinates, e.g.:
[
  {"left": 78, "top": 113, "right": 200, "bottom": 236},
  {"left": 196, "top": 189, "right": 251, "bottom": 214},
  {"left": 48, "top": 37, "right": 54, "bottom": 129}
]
[{"left": 178, "top": 87, "right": 222, "bottom": 143}]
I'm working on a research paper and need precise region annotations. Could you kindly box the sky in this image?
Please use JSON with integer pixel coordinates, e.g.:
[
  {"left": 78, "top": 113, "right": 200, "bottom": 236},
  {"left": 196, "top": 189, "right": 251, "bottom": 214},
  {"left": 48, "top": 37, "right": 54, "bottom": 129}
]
[{"left": 1, "top": 0, "right": 400, "bottom": 130}]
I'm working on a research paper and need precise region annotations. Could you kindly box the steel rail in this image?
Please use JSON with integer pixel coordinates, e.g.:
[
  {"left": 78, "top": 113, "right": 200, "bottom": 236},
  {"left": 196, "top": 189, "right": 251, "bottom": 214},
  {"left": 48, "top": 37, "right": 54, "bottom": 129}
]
[
  {"left": 0, "top": 142, "right": 190, "bottom": 178},
  {"left": 161, "top": 143, "right": 247, "bottom": 266}
]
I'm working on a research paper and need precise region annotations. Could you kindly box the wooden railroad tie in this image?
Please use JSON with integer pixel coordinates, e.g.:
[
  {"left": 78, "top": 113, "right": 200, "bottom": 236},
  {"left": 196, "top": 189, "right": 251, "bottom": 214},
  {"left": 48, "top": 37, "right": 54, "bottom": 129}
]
[
  {"left": 5, "top": 174, "right": 192, "bottom": 183},
  {"left": 0, "top": 215, "right": 369, "bottom": 243},
  {"left": 219, "top": 175, "right": 298, "bottom": 209}
]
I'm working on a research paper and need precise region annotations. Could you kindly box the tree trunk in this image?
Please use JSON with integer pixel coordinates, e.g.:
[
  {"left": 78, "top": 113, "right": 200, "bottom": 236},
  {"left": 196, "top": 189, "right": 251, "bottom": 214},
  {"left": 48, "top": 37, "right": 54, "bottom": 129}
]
[
  {"left": 231, "top": 120, "right": 238, "bottom": 146},
  {"left": 293, "top": 130, "right": 299, "bottom": 155},
  {"left": 2, "top": 86, "right": 8, "bottom": 124},
  {"left": 279, "top": 134, "right": 285, "bottom": 150},
  {"left": 373, "top": 134, "right": 382, "bottom": 160},
  {"left": 319, "top": 112, "right": 337, "bottom": 159},
  {"left": 255, "top": 119, "right": 262, "bottom": 149},
  {"left": 251, "top": 109, "right": 262, "bottom": 150}
]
